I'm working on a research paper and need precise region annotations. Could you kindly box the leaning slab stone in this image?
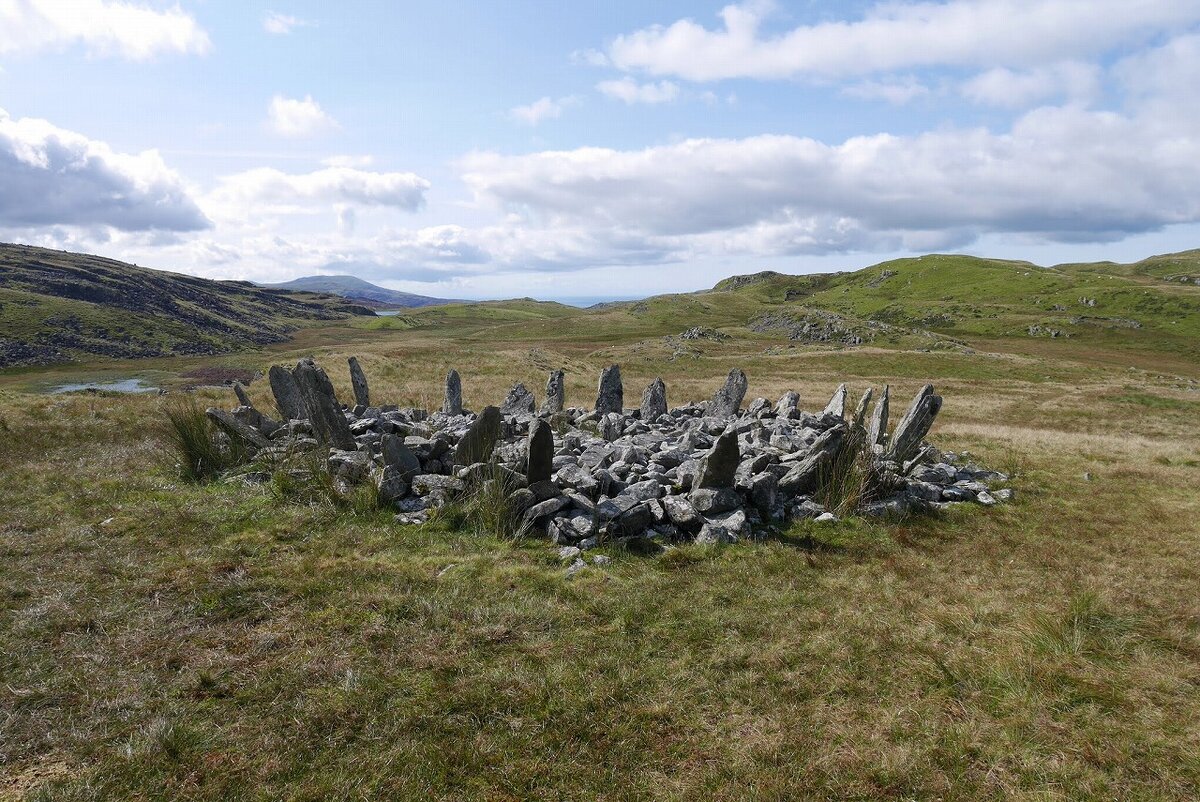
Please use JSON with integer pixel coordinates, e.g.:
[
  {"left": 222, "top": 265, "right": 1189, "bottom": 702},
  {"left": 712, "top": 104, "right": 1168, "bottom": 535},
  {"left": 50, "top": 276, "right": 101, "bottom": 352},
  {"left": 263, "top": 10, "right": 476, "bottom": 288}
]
[
  {"left": 233, "top": 381, "right": 252, "bottom": 407},
  {"left": 640, "top": 377, "right": 668, "bottom": 421},
  {"left": 501, "top": 382, "right": 536, "bottom": 416},
  {"left": 269, "top": 364, "right": 305, "bottom": 421},
  {"left": 697, "top": 430, "right": 740, "bottom": 489},
  {"left": 775, "top": 391, "right": 800, "bottom": 418},
  {"left": 443, "top": 369, "right": 463, "bottom": 415},
  {"left": 348, "top": 356, "right": 370, "bottom": 407},
  {"left": 867, "top": 385, "right": 890, "bottom": 446},
  {"left": 541, "top": 369, "right": 565, "bottom": 415},
  {"left": 824, "top": 383, "right": 848, "bottom": 418},
  {"left": 889, "top": 384, "right": 943, "bottom": 465},
  {"left": 594, "top": 365, "right": 623, "bottom": 414},
  {"left": 453, "top": 405, "right": 502, "bottom": 465},
  {"left": 292, "top": 359, "right": 357, "bottom": 450},
  {"left": 377, "top": 466, "right": 409, "bottom": 506},
  {"left": 709, "top": 368, "right": 748, "bottom": 418},
  {"left": 206, "top": 407, "right": 270, "bottom": 449},
  {"left": 852, "top": 387, "right": 874, "bottom": 430},
  {"left": 526, "top": 418, "right": 554, "bottom": 483},
  {"left": 381, "top": 433, "right": 421, "bottom": 479}
]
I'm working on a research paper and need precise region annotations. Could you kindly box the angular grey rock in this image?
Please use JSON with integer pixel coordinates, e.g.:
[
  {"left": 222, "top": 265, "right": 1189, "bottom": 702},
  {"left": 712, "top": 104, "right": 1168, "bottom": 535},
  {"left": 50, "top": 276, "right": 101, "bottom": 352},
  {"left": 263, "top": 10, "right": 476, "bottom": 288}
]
[
  {"left": 523, "top": 495, "right": 570, "bottom": 523},
  {"left": 205, "top": 407, "right": 269, "bottom": 449},
  {"left": 268, "top": 364, "right": 305, "bottom": 421},
  {"left": 292, "top": 359, "right": 356, "bottom": 450},
  {"left": 697, "top": 430, "right": 740, "bottom": 489},
  {"left": 689, "top": 487, "right": 741, "bottom": 514},
  {"left": 888, "top": 384, "right": 943, "bottom": 464},
  {"left": 852, "top": 387, "right": 874, "bottom": 430},
  {"left": 453, "top": 405, "right": 502, "bottom": 465},
  {"left": 233, "top": 381, "right": 252, "bottom": 408},
  {"left": 412, "top": 474, "right": 467, "bottom": 496},
  {"left": 594, "top": 364, "right": 623, "bottom": 414},
  {"left": 662, "top": 495, "right": 702, "bottom": 532},
  {"left": 696, "top": 522, "right": 738, "bottom": 545},
  {"left": 381, "top": 433, "right": 421, "bottom": 479},
  {"left": 377, "top": 466, "right": 409, "bottom": 506},
  {"left": 347, "top": 356, "right": 370, "bottom": 407},
  {"left": 501, "top": 382, "right": 536, "bottom": 416},
  {"left": 526, "top": 418, "right": 554, "bottom": 484},
  {"left": 328, "top": 449, "right": 372, "bottom": 483},
  {"left": 541, "top": 369, "right": 565, "bottom": 415},
  {"left": 824, "top": 383, "right": 848, "bottom": 418},
  {"left": 778, "top": 450, "right": 830, "bottom": 497},
  {"left": 775, "top": 391, "right": 800, "bottom": 418},
  {"left": 709, "top": 368, "right": 748, "bottom": 418},
  {"left": 600, "top": 412, "right": 623, "bottom": 442},
  {"left": 867, "top": 385, "right": 890, "bottom": 446},
  {"left": 232, "top": 405, "right": 279, "bottom": 437},
  {"left": 748, "top": 471, "right": 778, "bottom": 512},
  {"left": 443, "top": 369, "right": 463, "bottom": 416},
  {"left": 640, "top": 377, "right": 668, "bottom": 421}
]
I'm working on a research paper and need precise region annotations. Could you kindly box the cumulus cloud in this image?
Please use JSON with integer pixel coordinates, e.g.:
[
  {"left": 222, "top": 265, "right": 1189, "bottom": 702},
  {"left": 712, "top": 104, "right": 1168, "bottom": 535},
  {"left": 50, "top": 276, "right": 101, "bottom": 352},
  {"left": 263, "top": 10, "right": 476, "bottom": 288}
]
[
  {"left": 843, "top": 76, "right": 931, "bottom": 105},
  {"left": 607, "top": 0, "right": 1200, "bottom": 81},
  {"left": 597, "top": 77, "right": 680, "bottom": 104},
  {"left": 0, "top": 107, "right": 210, "bottom": 232},
  {"left": 263, "top": 11, "right": 309, "bottom": 35},
  {"left": 0, "top": 0, "right": 210, "bottom": 59},
  {"left": 204, "top": 166, "right": 430, "bottom": 220},
  {"left": 509, "top": 96, "right": 576, "bottom": 125},
  {"left": 962, "top": 61, "right": 1101, "bottom": 107},
  {"left": 267, "top": 94, "right": 339, "bottom": 138}
]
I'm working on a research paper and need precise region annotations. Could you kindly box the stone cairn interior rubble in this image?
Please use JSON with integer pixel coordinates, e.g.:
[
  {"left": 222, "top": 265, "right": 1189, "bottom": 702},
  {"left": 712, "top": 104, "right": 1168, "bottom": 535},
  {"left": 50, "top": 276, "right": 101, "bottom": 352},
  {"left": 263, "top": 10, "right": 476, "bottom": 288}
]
[{"left": 208, "top": 358, "right": 1011, "bottom": 552}]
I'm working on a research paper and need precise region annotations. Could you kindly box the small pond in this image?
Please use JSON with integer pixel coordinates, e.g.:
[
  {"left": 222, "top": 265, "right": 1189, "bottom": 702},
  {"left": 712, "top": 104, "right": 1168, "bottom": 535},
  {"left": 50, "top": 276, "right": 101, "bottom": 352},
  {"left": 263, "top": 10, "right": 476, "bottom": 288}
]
[{"left": 51, "top": 378, "right": 160, "bottom": 394}]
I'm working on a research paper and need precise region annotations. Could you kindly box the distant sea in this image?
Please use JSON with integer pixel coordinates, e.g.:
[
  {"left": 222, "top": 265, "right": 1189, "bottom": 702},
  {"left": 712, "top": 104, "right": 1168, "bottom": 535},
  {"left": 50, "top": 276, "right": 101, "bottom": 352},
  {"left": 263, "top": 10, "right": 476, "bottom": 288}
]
[{"left": 550, "top": 296, "right": 642, "bottom": 308}]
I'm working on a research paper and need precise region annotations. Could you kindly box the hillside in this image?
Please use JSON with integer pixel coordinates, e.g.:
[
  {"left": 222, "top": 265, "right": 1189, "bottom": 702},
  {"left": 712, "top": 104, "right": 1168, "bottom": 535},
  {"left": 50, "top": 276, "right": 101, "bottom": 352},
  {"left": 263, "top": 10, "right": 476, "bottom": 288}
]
[
  {"left": 0, "top": 243, "right": 375, "bottom": 368},
  {"left": 262, "top": 275, "right": 461, "bottom": 308}
]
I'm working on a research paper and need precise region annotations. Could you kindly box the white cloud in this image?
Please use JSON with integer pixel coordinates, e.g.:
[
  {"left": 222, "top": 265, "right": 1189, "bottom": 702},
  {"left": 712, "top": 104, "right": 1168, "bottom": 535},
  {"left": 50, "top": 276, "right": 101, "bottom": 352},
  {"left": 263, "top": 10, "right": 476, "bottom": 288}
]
[
  {"left": 509, "top": 96, "right": 576, "bottom": 126},
  {"left": 204, "top": 166, "right": 430, "bottom": 220},
  {"left": 596, "top": 77, "right": 680, "bottom": 104},
  {"left": 607, "top": 0, "right": 1200, "bottom": 80},
  {"left": 0, "top": 106, "right": 209, "bottom": 232},
  {"left": 267, "top": 94, "right": 339, "bottom": 138},
  {"left": 962, "top": 61, "right": 1101, "bottom": 108},
  {"left": 843, "top": 76, "right": 930, "bottom": 105},
  {"left": 263, "top": 11, "right": 309, "bottom": 35},
  {"left": 0, "top": 0, "right": 210, "bottom": 59}
]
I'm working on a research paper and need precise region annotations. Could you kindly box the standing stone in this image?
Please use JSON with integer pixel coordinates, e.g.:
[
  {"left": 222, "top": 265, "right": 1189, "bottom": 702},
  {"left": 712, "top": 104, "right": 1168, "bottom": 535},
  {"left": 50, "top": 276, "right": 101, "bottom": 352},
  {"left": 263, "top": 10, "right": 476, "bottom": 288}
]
[
  {"left": 852, "top": 387, "right": 874, "bottom": 430},
  {"left": 501, "top": 383, "right": 536, "bottom": 416},
  {"left": 454, "top": 405, "right": 502, "bottom": 465},
  {"left": 888, "top": 384, "right": 943, "bottom": 464},
  {"left": 233, "top": 381, "right": 252, "bottom": 408},
  {"left": 640, "top": 377, "right": 667, "bottom": 421},
  {"left": 541, "top": 369, "right": 565, "bottom": 415},
  {"left": 775, "top": 391, "right": 800, "bottom": 418},
  {"left": 347, "top": 356, "right": 370, "bottom": 407},
  {"left": 381, "top": 433, "right": 421, "bottom": 479},
  {"left": 526, "top": 418, "right": 554, "bottom": 483},
  {"left": 824, "top": 383, "right": 848, "bottom": 418},
  {"left": 443, "top": 369, "right": 463, "bottom": 415},
  {"left": 696, "top": 430, "right": 740, "bottom": 489},
  {"left": 292, "top": 358, "right": 356, "bottom": 450},
  {"left": 595, "top": 365, "right": 623, "bottom": 414},
  {"left": 867, "top": 385, "right": 890, "bottom": 446},
  {"left": 709, "top": 368, "right": 748, "bottom": 418},
  {"left": 269, "top": 364, "right": 306, "bottom": 420}
]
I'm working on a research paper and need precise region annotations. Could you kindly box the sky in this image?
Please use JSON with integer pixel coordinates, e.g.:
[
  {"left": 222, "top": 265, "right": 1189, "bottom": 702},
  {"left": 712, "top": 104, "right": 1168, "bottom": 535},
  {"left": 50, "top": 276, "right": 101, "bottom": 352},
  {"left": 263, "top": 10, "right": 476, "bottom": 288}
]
[{"left": 1, "top": 0, "right": 1199, "bottom": 302}]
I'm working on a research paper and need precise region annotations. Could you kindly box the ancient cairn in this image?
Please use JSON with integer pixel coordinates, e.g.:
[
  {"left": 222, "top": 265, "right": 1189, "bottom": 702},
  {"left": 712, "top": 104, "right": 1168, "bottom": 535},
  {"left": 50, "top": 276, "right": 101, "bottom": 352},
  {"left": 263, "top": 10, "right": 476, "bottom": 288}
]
[{"left": 207, "top": 355, "right": 1009, "bottom": 548}]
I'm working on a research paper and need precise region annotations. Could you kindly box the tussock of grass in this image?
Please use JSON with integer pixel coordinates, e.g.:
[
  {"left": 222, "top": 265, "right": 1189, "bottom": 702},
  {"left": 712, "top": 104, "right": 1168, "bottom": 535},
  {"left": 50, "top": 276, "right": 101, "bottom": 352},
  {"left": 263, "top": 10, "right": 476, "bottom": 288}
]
[
  {"left": 430, "top": 464, "right": 531, "bottom": 540},
  {"left": 161, "top": 397, "right": 245, "bottom": 481}
]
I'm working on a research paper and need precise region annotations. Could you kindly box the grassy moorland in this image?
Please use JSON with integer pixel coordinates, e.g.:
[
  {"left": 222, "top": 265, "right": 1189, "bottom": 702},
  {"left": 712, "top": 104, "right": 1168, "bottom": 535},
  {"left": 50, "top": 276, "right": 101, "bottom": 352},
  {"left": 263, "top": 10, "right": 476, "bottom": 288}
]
[{"left": 2, "top": 258, "right": 1200, "bottom": 800}]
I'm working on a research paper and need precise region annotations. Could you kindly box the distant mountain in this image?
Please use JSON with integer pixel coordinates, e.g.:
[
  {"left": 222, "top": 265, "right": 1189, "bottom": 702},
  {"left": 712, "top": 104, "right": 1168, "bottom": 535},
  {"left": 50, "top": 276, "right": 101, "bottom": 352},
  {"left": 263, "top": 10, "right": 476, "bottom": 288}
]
[
  {"left": 0, "top": 243, "right": 375, "bottom": 368},
  {"left": 262, "top": 275, "right": 461, "bottom": 308}
]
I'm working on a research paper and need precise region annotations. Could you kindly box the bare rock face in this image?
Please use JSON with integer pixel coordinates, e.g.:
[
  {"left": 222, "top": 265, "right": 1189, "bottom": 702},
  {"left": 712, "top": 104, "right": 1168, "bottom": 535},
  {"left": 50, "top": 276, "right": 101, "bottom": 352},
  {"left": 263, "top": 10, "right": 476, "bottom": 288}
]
[
  {"left": 233, "top": 381, "right": 252, "bottom": 408},
  {"left": 348, "top": 356, "right": 370, "bottom": 407},
  {"left": 888, "top": 384, "right": 943, "bottom": 464},
  {"left": 443, "top": 369, "right": 463, "bottom": 415},
  {"left": 269, "top": 364, "right": 305, "bottom": 420},
  {"left": 454, "top": 405, "right": 502, "bottom": 465},
  {"left": 526, "top": 418, "right": 554, "bottom": 483},
  {"left": 541, "top": 369, "right": 565, "bottom": 415},
  {"left": 824, "top": 383, "right": 848, "bottom": 419},
  {"left": 595, "top": 365, "right": 623, "bottom": 414},
  {"left": 502, "top": 382, "right": 536, "bottom": 416},
  {"left": 640, "top": 377, "right": 668, "bottom": 421},
  {"left": 292, "top": 359, "right": 356, "bottom": 450},
  {"left": 697, "top": 430, "right": 740, "bottom": 489},
  {"left": 775, "top": 391, "right": 800, "bottom": 418},
  {"left": 852, "top": 387, "right": 874, "bottom": 429},
  {"left": 867, "top": 385, "right": 890, "bottom": 446},
  {"left": 709, "top": 368, "right": 748, "bottom": 418},
  {"left": 381, "top": 433, "right": 421, "bottom": 479}
]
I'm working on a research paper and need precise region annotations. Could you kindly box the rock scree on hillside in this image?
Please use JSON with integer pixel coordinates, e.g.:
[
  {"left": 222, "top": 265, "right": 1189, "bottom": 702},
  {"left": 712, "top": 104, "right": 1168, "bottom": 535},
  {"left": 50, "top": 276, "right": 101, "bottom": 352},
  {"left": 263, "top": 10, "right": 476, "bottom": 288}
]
[{"left": 204, "top": 356, "right": 1012, "bottom": 555}]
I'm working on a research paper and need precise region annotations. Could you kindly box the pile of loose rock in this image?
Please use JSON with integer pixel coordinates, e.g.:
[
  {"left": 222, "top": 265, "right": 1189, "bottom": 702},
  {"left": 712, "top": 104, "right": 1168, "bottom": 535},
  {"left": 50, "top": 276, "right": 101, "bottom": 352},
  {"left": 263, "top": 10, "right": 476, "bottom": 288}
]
[{"left": 207, "top": 358, "right": 1011, "bottom": 549}]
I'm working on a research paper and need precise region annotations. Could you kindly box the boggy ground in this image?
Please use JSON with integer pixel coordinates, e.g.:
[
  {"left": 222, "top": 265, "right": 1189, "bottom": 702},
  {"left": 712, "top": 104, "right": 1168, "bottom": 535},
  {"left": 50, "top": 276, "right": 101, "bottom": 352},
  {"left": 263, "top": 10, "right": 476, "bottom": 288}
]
[{"left": 2, "top": 307, "right": 1199, "bottom": 801}]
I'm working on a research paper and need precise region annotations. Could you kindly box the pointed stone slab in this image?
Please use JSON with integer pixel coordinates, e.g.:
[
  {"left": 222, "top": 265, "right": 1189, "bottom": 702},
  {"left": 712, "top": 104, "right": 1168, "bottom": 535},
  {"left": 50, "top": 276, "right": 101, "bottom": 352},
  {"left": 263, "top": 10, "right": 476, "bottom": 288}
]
[
  {"left": 382, "top": 433, "right": 421, "bottom": 480},
  {"left": 697, "top": 430, "right": 740, "bottom": 489},
  {"left": 233, "top": 381, "right": 252, "bottom": 408},
  {"left": 206, "top": 407, "right": 269, "bottom": 449},
  {"left": 443, "top": 369, "right": 463, "bottom": 415},
  {"left": 640, "top": 377, "right": 667, "bottom": 421},
  {"left": 454, "top": 405, "right": 502, "bottom": 465},
  {"left": 501, "top": 382, "right": 536, "bottom": 416},
  {"left": 888, "top": 384, "right": 943, "bottom": 464},
  {"left": 852, "top": 387, "right": 874, "bottom": 429},
  {"left": 292, "top": 358, "right": 356, "bottom": 450},
  {"left": 775, "top": 391, "right": 800, "bottom": 418},
  {"left": 709, "top": 368, "right": 748, "bottom": 418},
  {"left": 823, "top": 383, "right": 848, "bottom": 418},
  {"left": 541, "top": 369, "right": 565, "bottom": 415},
  {"left": 269, "top": 364, "right": 305, "bottom": 420},
  {"left": 348, "top": 356, "right": 370, "bottom": 407},
  {"left": 526, "top": 418, "right": 554, "bottom": 483},
  {"left": 595, "top": 365, "right": 623, "bottom": 414},
  {"left": 867, "top": 385, "right": 890, "bottom": 446}
]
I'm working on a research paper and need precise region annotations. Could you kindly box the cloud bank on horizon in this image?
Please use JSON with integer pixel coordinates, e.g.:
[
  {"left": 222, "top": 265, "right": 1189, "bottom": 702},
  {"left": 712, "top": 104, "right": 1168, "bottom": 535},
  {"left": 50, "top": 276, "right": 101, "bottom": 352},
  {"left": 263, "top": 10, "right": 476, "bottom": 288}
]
[{"left": 0, "top": 0, "right": 1198, "bottom": 299}]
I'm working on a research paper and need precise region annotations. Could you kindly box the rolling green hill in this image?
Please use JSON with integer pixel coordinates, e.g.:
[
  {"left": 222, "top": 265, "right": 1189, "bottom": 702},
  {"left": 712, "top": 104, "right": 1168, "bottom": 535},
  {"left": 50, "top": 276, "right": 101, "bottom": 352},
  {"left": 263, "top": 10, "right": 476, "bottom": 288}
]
[
  {"left": 261, "top": 274, "right": 462, "bottom": 308},
  {"left": 0, "top": 243, "right": 376, "bottom": 368}
]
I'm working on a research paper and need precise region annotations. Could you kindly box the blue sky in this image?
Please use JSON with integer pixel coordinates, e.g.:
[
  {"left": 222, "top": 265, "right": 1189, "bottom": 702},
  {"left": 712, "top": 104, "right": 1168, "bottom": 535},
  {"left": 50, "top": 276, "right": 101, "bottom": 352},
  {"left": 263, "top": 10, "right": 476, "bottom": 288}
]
[{"left": 2, "top": 1, "right": 1199, "bottom": 300}]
